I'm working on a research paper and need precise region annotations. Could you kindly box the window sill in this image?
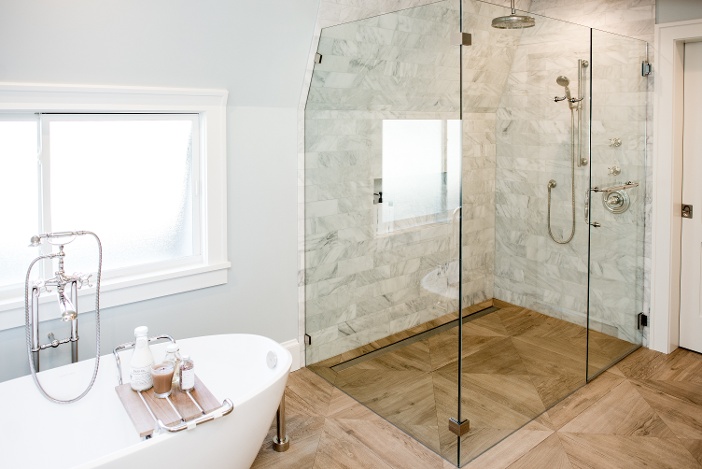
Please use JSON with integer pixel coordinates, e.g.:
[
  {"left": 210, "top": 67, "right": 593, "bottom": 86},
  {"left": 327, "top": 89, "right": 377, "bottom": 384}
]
[{"left": 0, "top": 260, "right": 231, "bottom": 331}]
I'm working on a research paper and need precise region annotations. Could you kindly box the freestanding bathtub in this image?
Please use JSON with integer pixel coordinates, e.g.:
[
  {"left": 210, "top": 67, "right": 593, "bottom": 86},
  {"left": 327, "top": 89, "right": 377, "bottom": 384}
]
[{"left": 1, "top": 333, "right": 291, "bottom": 469}]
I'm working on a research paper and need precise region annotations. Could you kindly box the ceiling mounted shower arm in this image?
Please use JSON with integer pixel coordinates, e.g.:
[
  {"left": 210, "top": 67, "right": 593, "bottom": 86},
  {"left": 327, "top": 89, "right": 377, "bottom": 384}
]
[{"left": 491, "top": 0, "right": 535, "bottom": 29}]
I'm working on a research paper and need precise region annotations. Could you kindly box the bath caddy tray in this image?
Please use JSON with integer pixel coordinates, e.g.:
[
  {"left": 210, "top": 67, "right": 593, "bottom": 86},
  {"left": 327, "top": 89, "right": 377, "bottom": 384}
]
[{"left": 113, "top": 335, "right": 233, "bottom": 437}]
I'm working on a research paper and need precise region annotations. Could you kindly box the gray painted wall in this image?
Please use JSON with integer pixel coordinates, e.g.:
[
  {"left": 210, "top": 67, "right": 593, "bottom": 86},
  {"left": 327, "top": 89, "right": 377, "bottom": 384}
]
[
  {"left": 0, "top": 0, "right": 321, "bottom": 382},
  {"left": 657, "top": 0, "right": 702, "bottom": 24}
]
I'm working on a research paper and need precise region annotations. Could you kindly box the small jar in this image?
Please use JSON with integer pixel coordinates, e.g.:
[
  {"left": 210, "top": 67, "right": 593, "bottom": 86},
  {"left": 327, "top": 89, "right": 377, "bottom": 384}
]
[
  {"left": 180, "top": 355, "right": 195, "bottom": 391},
  {"left": 163, "top": 343, "right": 182, "bottom": 389}
]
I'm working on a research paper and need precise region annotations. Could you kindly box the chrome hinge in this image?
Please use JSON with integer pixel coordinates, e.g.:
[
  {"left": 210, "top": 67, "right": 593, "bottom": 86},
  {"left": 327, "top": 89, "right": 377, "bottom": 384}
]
[
  {"left": 683, "top": 204, "right": 694, "bottom": 219},
  {"left": 637, "top": 312, "right": 648, "bottom": 330},
  {"left": 314, "top": 53, "right": 322, "bottom": 64},
  {"left": 642, "top": 60, "right": 652, "bottom": 77},
  {"left": 304, "top": 334, "right": 312, "bottom": 346}
]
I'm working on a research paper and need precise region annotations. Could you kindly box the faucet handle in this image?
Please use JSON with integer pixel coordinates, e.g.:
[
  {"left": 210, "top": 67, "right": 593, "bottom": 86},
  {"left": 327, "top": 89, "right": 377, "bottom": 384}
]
[
  {"left": 76, "top": 273, "right": 93, "bottom": 289},
  {"left": 31, "top": 279, "right": 51, "bottom": 294}
]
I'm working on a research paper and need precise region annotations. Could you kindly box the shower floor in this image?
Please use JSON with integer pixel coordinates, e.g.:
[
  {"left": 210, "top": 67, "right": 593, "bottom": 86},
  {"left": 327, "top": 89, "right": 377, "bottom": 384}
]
[{"left": 307, "top": 301, "right": 637, "bottom": 466}]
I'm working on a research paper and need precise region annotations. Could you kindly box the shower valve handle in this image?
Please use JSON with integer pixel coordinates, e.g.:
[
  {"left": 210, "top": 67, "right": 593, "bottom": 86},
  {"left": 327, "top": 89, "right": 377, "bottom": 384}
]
[{"left": 77, "top": 273, "right": 93, "bottom": 289}]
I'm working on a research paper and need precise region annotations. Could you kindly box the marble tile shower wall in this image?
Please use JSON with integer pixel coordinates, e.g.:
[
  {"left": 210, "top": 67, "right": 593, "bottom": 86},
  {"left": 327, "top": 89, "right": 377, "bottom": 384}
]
[
  {"left": 304, "top": 2, "right": 465, "bottom": 363},
  {"left": 493, "top": 20, "right": 648, "bottom": 341},
  {"left": 527, "top": 1, "right": 654, "bottom": 345},
  {"left": 493, "top": 19, "right": 591, "bottom": 325}
]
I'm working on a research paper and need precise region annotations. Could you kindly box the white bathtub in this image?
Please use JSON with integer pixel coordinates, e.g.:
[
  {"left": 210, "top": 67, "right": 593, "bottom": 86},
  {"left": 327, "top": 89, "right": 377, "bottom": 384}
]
[{"left": 1, "top": 334, "right": 291, "bottom": 469}]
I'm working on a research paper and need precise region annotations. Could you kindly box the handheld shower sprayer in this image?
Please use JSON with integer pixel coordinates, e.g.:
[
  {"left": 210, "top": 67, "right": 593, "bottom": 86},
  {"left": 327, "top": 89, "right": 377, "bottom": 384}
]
[
  {"left": 556, "top": 76, "right": 572, "bottom": 103},
  {"left": 554, "top": 75, "right": 583, "bottom": 109}
]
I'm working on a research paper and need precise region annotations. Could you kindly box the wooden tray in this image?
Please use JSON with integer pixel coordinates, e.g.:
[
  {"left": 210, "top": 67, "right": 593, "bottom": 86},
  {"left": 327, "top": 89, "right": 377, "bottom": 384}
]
[{"left": 116, "top": 376, "right": 221, "bottom": 437}]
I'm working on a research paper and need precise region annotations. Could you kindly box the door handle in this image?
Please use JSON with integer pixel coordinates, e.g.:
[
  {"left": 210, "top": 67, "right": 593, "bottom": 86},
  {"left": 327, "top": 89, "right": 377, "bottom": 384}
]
[{"left": 585, "top": 190, "right": 589, "bottom": 221}]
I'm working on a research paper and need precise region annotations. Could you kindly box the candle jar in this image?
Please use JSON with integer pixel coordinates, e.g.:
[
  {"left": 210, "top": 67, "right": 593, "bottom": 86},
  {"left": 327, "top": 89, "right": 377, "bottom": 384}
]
[{"left": 151, "top": 362, "right": 175, "bottom": 398}]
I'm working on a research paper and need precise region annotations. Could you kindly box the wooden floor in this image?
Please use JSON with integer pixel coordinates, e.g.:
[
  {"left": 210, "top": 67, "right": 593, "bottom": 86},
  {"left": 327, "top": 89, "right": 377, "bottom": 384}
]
[
  {"left": 252, "top": 345, "right": 702, "bottom": 468},
  {"left": 305, "top": 305, "right": 636, "bottom": 465}
]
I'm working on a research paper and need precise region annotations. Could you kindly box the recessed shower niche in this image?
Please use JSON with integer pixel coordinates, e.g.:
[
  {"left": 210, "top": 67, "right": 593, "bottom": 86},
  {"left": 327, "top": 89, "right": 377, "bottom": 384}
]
[{"left": 303, "top": 0, "right": 647, "bottom": 465}]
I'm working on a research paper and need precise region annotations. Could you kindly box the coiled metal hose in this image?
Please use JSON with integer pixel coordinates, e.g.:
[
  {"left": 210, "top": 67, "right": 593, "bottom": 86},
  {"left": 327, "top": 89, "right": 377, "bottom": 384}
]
[{"left": 547, "top": 108, "right": 576, "bottom": 245}]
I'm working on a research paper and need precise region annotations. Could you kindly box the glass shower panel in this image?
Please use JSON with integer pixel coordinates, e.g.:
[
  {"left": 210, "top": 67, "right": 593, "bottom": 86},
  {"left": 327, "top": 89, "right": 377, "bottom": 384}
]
[
  {"left": 304, "top": 1, "right": 462, "bottom": 464},
  {"left": 586, "top": 30, "right": 647, "bottom": 379},
  {"left": 462, "top": 5, "right": 591, "bottom": 465}
]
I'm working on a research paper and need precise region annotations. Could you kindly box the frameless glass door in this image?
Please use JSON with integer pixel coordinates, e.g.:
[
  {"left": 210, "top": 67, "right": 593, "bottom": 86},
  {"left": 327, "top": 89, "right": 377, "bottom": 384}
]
[
  {"left": 459, "top": 4, "right": 592, "bottom": 465},
  {"left": 586, "top": 30, "right": 647, "bottom": 379}
]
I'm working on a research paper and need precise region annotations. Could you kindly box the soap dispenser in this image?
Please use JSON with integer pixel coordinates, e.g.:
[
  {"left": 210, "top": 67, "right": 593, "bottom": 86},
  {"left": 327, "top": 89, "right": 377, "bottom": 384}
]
[{"left": 129, "top": 326, "right": 154, "bottom": 391}]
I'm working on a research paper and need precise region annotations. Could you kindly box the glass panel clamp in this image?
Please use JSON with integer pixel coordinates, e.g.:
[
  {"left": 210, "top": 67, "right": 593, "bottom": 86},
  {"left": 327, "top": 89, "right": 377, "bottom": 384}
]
[
  {"left": 449, "top": 418, "right": 470, "bottom": 436},
  {"left": 451, "top": 32, "right": 472, "bottom": 46}
]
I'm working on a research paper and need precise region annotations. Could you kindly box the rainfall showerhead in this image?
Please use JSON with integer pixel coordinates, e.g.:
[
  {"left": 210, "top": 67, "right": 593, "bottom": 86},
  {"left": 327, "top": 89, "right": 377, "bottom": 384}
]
[{"left": 491, "top": 0, "right": 535, "bottom": 29}]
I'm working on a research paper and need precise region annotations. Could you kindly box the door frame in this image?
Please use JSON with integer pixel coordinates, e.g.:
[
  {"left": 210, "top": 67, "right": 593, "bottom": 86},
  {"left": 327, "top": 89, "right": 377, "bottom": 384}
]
[{"left": 651, "top": 19, "right": 702, "bottom": 353}]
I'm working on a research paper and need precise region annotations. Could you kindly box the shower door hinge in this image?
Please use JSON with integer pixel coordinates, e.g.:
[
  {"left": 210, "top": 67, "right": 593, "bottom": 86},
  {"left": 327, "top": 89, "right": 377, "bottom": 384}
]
[
  {"left": 683, "top": 204, "right": 693, "bottom": 219},
  {"left": 642, "top": 60, "right": 652, "bottom": 77},
  {"left": 314, "top": 53, "right": 323, "bottom": 64},
  {"left": 448, "top": 418, "right": 470, "bottom": 436},
  {"left": 451, "top": 32, "right": 472, "bottom": 46},
  {"left": 304, "top": 334, "right": 312, "bottom": 346},
  {"left": 637, "top": 312, "right": 648, "bottom": 330}
]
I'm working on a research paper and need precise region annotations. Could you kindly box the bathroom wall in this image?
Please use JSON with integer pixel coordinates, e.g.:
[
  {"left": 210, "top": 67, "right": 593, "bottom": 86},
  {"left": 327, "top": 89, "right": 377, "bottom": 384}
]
[
  {"left": 657, "top": 0, "right": 702, "bottom": 23},
  {"left": 0, "top": 0, "right": 320, "bottom": 382}
]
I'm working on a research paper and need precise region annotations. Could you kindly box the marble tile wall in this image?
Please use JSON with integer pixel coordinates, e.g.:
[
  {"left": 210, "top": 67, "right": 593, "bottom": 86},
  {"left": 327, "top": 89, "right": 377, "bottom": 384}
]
[
  {"left": 493, "top": 17, "right": 648, "bottom": 343},
  {"left": 304, "top": 1, "right": 468, "bottom": 364},
  {"left": 493, "top": 17, "right": 592, "bottom": 325},
  {"left": 300, "top": 0, "right": 655, "bottom": 364}
]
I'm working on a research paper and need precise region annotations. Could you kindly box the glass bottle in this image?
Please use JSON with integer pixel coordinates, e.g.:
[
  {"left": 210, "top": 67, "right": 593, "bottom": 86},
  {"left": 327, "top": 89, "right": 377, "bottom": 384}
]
[
  {"left": 163, "top": 342, "right": 182, "bottom": 389},
  {"left": 129, "top": 326, "right": 154, "bottom": 391},
  {"left": 180, "top": 355, "right": 195, "bottom": 391}
]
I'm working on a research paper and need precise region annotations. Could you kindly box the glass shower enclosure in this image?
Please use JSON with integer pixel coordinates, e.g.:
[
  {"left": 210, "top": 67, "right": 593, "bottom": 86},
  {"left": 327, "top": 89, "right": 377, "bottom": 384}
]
[{"left": 303, "top": 0, "right": 648, "bottom": 466}]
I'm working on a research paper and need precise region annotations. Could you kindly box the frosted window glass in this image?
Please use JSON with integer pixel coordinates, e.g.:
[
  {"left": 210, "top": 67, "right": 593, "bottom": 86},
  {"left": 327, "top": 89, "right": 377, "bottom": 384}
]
[
  {"left": 49, "top": 118, "right": 195, "bottom": 274},
  {"left": 381, "top": 120, "right": 461, "bottom": 230},
  {"left": 0, "top": 120, "right": 39, "bottom": 287}
]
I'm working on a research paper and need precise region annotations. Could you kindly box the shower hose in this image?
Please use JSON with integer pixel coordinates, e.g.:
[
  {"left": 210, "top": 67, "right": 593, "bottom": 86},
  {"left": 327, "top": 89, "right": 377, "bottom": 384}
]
[{"left": 547, "top": 108, "right": 577, "bottom": 244}]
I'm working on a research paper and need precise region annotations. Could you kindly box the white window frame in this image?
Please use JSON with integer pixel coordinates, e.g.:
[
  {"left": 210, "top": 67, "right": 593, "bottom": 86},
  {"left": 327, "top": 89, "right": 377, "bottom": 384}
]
[{"left": 0, "top": 83, "right": 230, "bottom": 330}]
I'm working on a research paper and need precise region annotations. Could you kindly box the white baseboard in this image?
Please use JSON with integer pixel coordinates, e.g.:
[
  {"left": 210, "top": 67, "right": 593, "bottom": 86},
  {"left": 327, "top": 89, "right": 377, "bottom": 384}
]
[{"left": 280, "top": 338, "right": 301, "bottom": 371}]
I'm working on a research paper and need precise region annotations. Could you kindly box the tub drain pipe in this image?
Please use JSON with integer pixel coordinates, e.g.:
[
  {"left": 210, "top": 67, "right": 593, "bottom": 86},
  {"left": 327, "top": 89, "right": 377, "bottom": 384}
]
[{"left": 272, "top": 393, "right": 290, "bottom": 451}]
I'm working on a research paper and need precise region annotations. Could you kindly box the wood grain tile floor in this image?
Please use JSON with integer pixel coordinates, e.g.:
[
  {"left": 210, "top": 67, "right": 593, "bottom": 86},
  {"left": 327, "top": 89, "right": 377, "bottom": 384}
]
[
  {"left": 252, "top": 346, "right": 702, "bottom": 468},
  {"left": 305, "top": 304, "right": 636, "bottom": 464}
]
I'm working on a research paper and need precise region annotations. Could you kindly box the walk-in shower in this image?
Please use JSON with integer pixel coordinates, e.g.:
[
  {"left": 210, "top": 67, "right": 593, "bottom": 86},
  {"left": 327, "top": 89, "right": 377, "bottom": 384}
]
[{"left": 303, "top": 0, "right": 647, "bottom": 466}]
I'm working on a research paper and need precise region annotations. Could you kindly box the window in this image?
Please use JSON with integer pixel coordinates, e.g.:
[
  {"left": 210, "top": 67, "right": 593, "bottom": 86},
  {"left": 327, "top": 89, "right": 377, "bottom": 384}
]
[
  {"left": 0, "top": 84, "right": 229, "bottom": 330},
  {"left": 378, "top": 119, "right": 461, "bottom": 234}
]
